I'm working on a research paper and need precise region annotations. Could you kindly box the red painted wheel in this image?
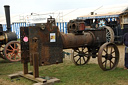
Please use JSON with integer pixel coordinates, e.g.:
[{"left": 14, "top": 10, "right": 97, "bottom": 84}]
[{"left": 4, "top": 41, "right": 21, "bottom": 62}]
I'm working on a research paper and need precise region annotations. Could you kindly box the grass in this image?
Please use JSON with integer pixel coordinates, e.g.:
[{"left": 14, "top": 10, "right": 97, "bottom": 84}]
[{"left": 0, "top": 58, "right": 128, "bottom": 85}]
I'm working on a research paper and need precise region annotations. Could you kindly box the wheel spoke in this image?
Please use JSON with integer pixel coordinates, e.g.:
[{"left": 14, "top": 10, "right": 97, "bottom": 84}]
[
  {"left": 105, "top": 60, "right": 107, "bottom": 68},
  {"left": 85, "top": 51, "right": 89, "bottom": 54},
  {"left": 82, "top": 47, "right": 85, "bottom": 51},
  {"left": 74, "top": 54, "right": 79, "bottom": 57},
  {"left": 78, "top": 48, "right": 81, "bottom": 52},
  {"left": 12, "top": 54, "right": 16, "bottom": 60},
  {"left": 9, "top": 45, "right": 14, "bottom": 50},
  {"left": 6, "top": 54, "right": 10, "bottom": 59},
  {"left": 7, "top": 49, "right": 13, "bottom": 52},
  {"left": 102, "top": 59, "right": 107, "bottom": 64},
  {"left": 80, "top": 57, "right": 81, "bottom": 64},
  {"left": 16, "top": 47, "right": 19, "bottom": 50},
  {"left": 102, "top": 55, "right": 106, "bottom": 58},
  {"left": 11, "top": 53, "right": 15, "bottom": 58},
  {"left": 110, "top": 60, "right": 112, "bottom": 68},
  {"left": 112, "top": 56, "right": 116, "bottom": 58},
  {"left": 14, "top": 43, "right": 16, "bottom": 49},
  {"left": 16, "top": 48, "right": 21, "bottom": 52},
  {"left": 103, "top": 49, "right": 107, "bottom": 54},
  {"left": 111, "top": 51, "right": 115, "bottom": 54},
  {"left": 106, "top": 32, "right": 110, "bottom": 36},
  {"left": 76, "top": 57, "right": 81, "bottom": 63},
  {"left": 74, "top": 49, "right": 79, "bottom": 53},
  {"left": 16, "top": 54, "right": 21, "bottom": 58},
  {"left": 6, "top": 53, "right": 14, "bottom": 59},
  {"left": 84, "top": 55, "right": 89, "bottom": 58},
  {"left": 110, "top": 60, "right": 114, "bottom": 65},
  {"left": 82, "top": 56, "right": 86, "bottom": 63}
]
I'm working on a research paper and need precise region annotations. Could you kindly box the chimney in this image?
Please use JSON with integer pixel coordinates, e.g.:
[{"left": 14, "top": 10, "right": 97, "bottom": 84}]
[
  {"left": 91, "top": 12, "right": 94, "bottom": 15},
  {"left": 4, "top": 5, "right": 11, "bottom": 32}
]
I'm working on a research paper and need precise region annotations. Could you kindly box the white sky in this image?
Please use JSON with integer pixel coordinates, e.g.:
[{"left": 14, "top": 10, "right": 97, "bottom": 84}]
[
  {"left": 0, "top": 0, "right": 128, "bottom": 23},
  {"left": 0, "top": 0, "right": 128, "bottom": 15}
]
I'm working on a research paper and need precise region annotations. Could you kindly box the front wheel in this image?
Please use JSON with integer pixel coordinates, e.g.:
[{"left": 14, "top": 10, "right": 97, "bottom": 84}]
[{"left": 72, "top": 47, "right": 91, "bottom": 65}]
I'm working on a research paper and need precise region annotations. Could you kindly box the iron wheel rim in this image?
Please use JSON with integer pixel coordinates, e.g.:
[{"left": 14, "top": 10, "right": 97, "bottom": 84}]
[{"left": 98, "top": 42, "right": 119, "bottom": 71}]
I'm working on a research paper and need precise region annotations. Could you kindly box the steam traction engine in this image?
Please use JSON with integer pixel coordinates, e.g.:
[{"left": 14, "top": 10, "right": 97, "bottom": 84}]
[
  {"left": 20, "top": 17, "right": 119, "bottom": 80},
  {"left": 0, "top": 5, "right": 21, "bottom": 62},
  {"left": 67, "top": 19, "right": 119, "bottom": 71},
  {"left": 19, "top": 17, "right": 119, "bottom": 84}
]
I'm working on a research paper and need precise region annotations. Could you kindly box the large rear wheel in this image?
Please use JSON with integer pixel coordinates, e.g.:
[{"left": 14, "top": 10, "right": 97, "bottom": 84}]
[
  {"left": 98, "top": 42, "right": 119, "bottom": 71},
  {"left": 101, "top": 26, "right": 115, "bottom": 43}
]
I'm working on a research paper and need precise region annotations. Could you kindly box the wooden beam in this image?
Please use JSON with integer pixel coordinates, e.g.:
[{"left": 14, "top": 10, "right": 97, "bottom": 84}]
[
  {"left": 33, "top": 53, "right": 39, "bottom": 78},
  {"left": 23, "top": 63, "right": 28, "bottom": 75}
]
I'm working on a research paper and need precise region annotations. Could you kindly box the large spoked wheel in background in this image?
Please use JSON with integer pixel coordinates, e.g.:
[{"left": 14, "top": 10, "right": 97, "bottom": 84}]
[
  {"left": 72, "top": 47, "right": 91, "bottom": 65},
  {"left": 101, "top": 26, "right": 114, "bottom": 43},
  {"left": 98, "top": 42, "right": 119, "bottom": 71},
  {"left": 4, "top": 41, "right": 21, "bottom": 62}
]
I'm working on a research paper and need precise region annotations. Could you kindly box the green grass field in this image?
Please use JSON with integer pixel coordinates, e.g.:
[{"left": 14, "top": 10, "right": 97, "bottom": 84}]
[{"left": 0, "top": 59, "right": 128, "bottom": 85}]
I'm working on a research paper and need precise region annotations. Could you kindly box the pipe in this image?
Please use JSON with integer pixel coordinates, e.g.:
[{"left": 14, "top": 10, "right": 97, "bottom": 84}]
[{"left": 4, "top": 5, "right": 11, "bottom": 32}]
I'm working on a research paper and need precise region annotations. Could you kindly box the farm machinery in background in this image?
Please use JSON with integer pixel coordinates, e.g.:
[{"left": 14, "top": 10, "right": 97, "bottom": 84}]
[{"left": 0, "top": 5, "right": 21, "bottom": 62}]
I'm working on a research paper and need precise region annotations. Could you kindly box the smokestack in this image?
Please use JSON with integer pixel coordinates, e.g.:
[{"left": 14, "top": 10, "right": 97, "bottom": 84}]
[
  {"left": 91, "top": 12, "right": 94, "bottom": 15},
  {"left": 4, "top": 5, "right": 11, "bottom": 32}
]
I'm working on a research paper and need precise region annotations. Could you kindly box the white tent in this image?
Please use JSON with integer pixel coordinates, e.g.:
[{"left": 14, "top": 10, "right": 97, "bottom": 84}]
[
  {"left": 0, "top": 3, "right": 128, "bottom": 24},
  {"left": 78, "top": 3, "right": 128, "bottom": 19}
]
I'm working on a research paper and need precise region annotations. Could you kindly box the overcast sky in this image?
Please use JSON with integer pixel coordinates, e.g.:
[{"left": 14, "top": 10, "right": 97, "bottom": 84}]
[{"left": 0, "top": 0, "right": 128, "bottom": 15}]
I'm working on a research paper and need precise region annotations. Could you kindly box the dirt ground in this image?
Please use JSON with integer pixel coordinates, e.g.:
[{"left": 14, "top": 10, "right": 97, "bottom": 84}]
[
  {"left": 63, "top": 45, "right": 125, "bottom": 68},
  {"left": 0, "top": 78, "right": 23, "bottom": 85}
]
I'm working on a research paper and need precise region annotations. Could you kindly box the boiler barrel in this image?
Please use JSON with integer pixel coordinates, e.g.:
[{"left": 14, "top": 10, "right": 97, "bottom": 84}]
[
  {"left": 61, "top": 32, "right": 95, "bottom": 49},
  {"left": 6, "top": 32, "right": 17, "bottom": 42},
  {"left": 0, "top": 32, "right": 17, "bottom": 44}
]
